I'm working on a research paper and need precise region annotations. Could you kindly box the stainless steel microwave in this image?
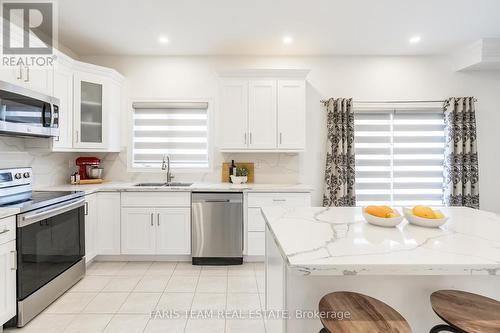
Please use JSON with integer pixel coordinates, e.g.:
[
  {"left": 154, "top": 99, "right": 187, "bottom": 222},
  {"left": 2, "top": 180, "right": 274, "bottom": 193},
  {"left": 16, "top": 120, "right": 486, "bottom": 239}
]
[{"left": 0, "top": 80, "right": 59, "bottom": 137}]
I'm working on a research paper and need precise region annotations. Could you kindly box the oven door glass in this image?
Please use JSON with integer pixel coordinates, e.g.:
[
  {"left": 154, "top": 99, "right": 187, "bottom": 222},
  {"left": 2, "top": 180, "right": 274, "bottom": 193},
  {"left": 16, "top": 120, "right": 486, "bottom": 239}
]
[{"left": 17, "top": 204, "right": 85, "bottom": 300}]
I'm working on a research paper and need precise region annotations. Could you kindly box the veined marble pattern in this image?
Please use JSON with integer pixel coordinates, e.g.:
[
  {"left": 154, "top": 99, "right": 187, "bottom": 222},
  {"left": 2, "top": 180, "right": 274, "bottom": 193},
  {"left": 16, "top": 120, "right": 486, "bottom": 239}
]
[{"left": 262, "top": 206, "right": 500, "bottom": 276}]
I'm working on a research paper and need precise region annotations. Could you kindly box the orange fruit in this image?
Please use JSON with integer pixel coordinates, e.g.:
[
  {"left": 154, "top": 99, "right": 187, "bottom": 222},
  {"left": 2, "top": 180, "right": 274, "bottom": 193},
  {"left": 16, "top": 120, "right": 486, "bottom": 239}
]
[
  {"left": 365, "top": 205, "right": 394, "bottom": 218},
  {"left": 413, "top": 206, "right": 436, "bottom": 219}
]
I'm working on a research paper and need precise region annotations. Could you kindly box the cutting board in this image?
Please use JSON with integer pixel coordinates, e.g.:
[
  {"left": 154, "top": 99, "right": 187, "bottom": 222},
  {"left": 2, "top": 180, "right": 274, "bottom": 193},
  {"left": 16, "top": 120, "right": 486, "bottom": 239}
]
[
  {"left": 221, "top": 162, "right": 254, "bottom": 183},
  {"left": 78, "top": 178, "right": 103, "bottom": 185}
]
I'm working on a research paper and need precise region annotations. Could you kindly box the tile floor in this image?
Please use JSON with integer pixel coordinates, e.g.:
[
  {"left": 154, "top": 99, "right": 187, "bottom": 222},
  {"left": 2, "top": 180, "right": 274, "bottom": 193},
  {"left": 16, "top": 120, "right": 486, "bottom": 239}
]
[{"left": 7, "top": 261, "right": 267, "bottom": 333}]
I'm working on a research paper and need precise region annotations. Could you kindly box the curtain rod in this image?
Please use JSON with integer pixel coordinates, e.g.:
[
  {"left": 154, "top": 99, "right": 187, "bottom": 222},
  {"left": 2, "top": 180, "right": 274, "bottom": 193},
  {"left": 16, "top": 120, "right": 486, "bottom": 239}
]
[{"left": 320, "top": 98, "right": 477, "bottom": 104}]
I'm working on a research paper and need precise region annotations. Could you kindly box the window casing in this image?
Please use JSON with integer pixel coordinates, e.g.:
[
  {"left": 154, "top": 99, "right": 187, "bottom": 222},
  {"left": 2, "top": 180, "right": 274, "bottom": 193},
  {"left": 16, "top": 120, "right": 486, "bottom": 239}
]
[
  {"left": 354, "top": 107, "right": 445, "bottom": 206},
  {"left": 131, "top": 102, "right": 209, "bottom": 170}
]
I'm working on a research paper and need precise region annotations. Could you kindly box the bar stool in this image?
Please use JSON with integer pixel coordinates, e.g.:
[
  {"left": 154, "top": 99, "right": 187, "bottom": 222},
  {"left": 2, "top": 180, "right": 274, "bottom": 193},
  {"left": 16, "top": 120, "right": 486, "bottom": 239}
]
[
  {"left": 318, "top": 291, "right": 412, "bottom": 333},
  {"left": 430, "top": 290, "right": 500, "bottom": 333}
]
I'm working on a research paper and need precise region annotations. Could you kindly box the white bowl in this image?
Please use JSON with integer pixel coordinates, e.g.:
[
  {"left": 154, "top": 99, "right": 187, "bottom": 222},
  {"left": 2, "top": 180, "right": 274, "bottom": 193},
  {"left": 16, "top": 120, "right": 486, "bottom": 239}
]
[
  {"left": 362, "top": 208, "right": 404, "bottom": 227},
  {"left": 403, "top": 208, "right": 449, "bottom": 228},
  {"left": 230, "top": 175, "right": 247, "bottom": 184}
]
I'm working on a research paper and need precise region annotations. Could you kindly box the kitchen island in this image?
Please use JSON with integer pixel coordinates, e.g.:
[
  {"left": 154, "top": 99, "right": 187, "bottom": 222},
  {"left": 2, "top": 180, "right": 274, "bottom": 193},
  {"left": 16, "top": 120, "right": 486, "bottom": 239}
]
[{"left": 262, "top": 206, "right": 500, "bottom": 333}]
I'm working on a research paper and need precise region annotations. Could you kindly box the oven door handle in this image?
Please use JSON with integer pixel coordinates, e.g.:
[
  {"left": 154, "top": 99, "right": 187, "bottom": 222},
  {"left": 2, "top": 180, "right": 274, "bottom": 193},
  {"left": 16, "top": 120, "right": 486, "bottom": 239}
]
[{"left": 18, "top": 198, "right": 85, "bottom": 227}]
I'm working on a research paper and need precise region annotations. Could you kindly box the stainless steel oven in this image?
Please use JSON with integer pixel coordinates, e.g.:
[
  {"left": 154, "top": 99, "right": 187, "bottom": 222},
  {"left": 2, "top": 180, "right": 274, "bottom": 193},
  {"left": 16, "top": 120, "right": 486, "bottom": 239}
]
[
  {"left": 0, "top": 80, "right": 59, "bottom": 137},
  {"left": 0, "top": 167, "right": 85, "bottom": 327},
  {"left": 16, "top": 197, "right": 85, "bottom": 326}
]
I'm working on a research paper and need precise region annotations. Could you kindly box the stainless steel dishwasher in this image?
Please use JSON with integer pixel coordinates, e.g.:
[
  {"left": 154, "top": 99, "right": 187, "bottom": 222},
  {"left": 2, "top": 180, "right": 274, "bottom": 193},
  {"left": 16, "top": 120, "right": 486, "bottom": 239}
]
[{"left": 191, "top": 192, "right": 243, "bottom": 265}]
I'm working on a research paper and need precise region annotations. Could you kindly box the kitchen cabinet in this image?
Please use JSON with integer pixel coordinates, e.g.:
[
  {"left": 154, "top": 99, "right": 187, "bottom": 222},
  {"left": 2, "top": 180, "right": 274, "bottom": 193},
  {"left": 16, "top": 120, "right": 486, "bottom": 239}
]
[
  {"left": 97, "top": 192, "right": 121, "bottom": 255},
  {"left": 218, "top": 70, "right": 308, "bottom": 152},
  {"left": 248, "top": 80, "right": 277, "bottom": 149},
  {"left": 0, "top": 217, "right": 16, "bottom": 326},
  {"left": 246, "top": 192, "right": 311, "bottom": 256},
  {"left": 219, "top": 80, "right": 248, "bottom": 149},
  {"left": 121, "top": 192, "right": 191, "bottom": 255},
  {"left": 52, "top": 58, "right": 74, "bottom": 151},
  {"left": 277, "top": 80, "right": 306, "bottom": 149},
  {"left": 84, "top": 193, "right": 98, "bottom": 263},
  {"left": 50, "top": 51, "right": 123, "bottom": 152},
  {"left": 156, "top": 208, "right": 191, "bottom": 255},
  {"left": 73, "top": 71, "right": 107, "bottom": 149},
  {"left": 121, "top": 207, "right": 157, "bottom": 255},
  {"left": 121, "top": 207, "right": 191, "bottom": 255}
]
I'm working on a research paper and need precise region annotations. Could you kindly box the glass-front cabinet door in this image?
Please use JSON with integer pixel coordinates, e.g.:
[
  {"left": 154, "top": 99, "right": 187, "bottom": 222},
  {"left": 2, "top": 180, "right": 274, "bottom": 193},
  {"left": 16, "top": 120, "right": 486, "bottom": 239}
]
[{"left": 73, "top": 72, "right": 108, "bottom": 149}]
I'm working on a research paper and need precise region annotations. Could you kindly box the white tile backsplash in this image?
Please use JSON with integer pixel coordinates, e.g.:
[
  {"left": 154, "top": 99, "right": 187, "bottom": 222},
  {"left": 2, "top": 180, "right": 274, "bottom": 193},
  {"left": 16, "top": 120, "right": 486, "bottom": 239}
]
[{"left": 0, "top": 137, "right": 301, "bottom": 187}]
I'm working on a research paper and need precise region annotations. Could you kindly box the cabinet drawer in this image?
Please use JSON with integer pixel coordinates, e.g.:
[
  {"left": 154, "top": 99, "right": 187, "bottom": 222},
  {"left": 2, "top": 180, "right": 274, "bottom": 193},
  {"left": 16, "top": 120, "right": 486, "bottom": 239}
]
[
  {"left": 247, "top": 192, "right": 310, "bottom": 208},
  {"left": 247, "top": 232, "right": 265, "bottom": 256},
  {"left": 0, "top": 216, "right": 15, "bottom": 245},
  {"left": 248, "top": 208, "right": 265, "bottom": 232},
  {"left": 121, "top": 192, "right": 190, "bottom": 207}
]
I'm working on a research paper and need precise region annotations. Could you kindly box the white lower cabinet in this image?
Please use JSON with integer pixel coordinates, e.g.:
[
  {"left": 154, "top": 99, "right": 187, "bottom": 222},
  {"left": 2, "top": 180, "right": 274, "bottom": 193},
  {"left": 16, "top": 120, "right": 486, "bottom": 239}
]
[
  {"left": 84, "top": 194, "right": 98, "bottom": 263},
  {"left": 97, "top": 192, "right": 121, "bottom": 255},
  {"left": 121, "top": 207, "right": 157, "bottom": 255},
  {"left": 156, "top": 208, "right": 191, "bottom": 255},
  {"left": 0, "top": 217, "right": 16, "bottom": 326},
  {"left": 247, "top": 192, "right": 311, "bottom": 256}
]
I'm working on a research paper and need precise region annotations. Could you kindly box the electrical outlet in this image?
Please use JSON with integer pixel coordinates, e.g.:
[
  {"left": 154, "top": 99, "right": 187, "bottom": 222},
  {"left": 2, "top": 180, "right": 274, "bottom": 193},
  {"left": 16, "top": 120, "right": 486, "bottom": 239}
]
[{"left": 68, "top": 159, "right": 74, "bottom": 168}]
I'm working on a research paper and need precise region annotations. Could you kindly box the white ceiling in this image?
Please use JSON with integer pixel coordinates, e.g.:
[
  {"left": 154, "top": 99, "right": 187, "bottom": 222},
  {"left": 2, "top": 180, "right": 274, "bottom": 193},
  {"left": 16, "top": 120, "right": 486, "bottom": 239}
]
[{"left": 57, "top": 0, "right": 500, "bottom": 56}]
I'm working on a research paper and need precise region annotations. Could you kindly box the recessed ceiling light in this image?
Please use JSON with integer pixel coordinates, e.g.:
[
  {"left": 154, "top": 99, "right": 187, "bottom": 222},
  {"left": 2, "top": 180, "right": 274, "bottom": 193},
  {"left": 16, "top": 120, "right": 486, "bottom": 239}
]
[
  {"left": 158, "top": 36, "right": 169, "bottom": 44},
  {"left": 409, "top": 35, "right": 421, "bottom": 44},
  {"left": 282, "top": 36, "right": 293, "bottom": 44}
]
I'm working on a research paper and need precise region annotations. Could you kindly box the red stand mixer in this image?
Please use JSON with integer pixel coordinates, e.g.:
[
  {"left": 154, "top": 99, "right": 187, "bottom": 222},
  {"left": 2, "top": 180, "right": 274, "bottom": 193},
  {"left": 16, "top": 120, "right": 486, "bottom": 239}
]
[{"left": 76, "top": 157, "right": 101, "bottom": 180}]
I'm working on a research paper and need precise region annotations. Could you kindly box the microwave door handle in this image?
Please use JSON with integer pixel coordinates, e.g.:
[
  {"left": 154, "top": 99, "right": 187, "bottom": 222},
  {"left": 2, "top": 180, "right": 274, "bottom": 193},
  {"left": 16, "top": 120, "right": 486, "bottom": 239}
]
[{"left": 18, "top": 199, "right": 85, "bottom": 227}]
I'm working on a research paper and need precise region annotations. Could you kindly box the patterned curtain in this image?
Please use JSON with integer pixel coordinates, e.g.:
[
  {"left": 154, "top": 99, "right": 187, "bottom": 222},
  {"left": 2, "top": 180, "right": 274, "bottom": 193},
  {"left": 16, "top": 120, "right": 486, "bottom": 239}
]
[
  {"left": 443, "top": 97, "right": 479, "bottom": 209},
  {"left": 323, "top": 98, "right": 356, "bottom": 207}
]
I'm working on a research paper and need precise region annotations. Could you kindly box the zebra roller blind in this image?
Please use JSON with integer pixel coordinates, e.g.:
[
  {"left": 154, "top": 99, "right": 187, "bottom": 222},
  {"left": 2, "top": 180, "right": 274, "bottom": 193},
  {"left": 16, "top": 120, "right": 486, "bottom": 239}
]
[
  {"left": 354, "top": 105, "right": 445, "bottom": 206},
  {"left": 132, "top": 102, "right": 209, "bottom": 169}
]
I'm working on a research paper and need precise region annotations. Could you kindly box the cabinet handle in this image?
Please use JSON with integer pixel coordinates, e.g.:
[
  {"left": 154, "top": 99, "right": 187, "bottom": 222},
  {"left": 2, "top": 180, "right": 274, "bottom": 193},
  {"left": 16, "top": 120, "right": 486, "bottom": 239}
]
[
  {"left": 17, "top": 65, "right": 23, "bottom": 80},
  {"left": 244, "top": 133, "right": 247, "bottom": 145},
  {"left": 0, "top": 229, "right": 9, "bottom": 235},
  {"left": 84, "top": 202, "right": 89, "bottom": 215},
  {"left": 150, "top": 213, "right": 154, "bottom": 226},
  {"left": 24, "top": 66, "right": 30, "bottom": 82},
  {"left": 272, "top": 199, "right": 287, "bottom": 202},
  {"left": 75, "top": 130, "right": 79, "bottom": 143},
  {"left": 249, "top": 132, "right": 252, "bottom": 144},
  {"left": 279, "top": 132, "right": 282, "bottom": 145},
  {"left": 11, "top": 250, "right": 17, "bottom": 271},
  {"left": 157, "top": 213, "right": 160, "bottom": 226}
]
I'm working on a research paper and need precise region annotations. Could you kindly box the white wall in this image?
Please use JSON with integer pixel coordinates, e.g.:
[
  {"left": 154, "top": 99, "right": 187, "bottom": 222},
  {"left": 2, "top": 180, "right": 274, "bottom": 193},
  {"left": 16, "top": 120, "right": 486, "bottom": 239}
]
[{"left": 80, "top": 55, "right": 500, "bottom": 213}]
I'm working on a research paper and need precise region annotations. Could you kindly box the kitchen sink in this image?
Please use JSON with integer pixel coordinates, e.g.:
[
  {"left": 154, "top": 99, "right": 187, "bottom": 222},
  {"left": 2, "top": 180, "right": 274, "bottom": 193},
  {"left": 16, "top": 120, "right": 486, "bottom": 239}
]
[
  {"left": 133, "top": 182, "right": 193, "bottom": 187},
  {"left": 165, "top": 182, "right": 193, "bottom": 187}
]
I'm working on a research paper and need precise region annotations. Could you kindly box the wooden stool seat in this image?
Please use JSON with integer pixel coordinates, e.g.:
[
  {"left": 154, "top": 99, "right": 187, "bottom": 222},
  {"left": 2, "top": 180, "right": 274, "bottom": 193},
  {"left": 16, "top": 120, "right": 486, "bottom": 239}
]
[
  {"left": 319, "top": 291, "right": 412, "bottom": 333},
  {"left": 430, "top": 290, "right": 500, "bottom": 333}
]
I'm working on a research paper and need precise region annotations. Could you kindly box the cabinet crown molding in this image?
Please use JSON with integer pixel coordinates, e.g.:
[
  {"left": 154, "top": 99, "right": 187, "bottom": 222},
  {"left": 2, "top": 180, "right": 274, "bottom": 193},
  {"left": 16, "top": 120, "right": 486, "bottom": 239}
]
[{"left": 217, "top": 68, "right": 310, "bottom": 79}]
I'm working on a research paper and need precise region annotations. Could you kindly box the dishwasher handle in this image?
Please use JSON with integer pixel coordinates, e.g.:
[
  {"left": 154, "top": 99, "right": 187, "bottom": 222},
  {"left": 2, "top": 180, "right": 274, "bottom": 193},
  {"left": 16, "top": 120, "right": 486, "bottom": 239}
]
[{"left": 201, "top": 199, "right": 242, "bottom": 203}]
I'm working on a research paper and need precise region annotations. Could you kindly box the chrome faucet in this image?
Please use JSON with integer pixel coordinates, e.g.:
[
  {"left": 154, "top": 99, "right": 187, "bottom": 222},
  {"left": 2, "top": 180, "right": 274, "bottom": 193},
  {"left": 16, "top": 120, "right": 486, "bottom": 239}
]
[{"left": 161, "top": 155, "right": 174, "bottom": 183}]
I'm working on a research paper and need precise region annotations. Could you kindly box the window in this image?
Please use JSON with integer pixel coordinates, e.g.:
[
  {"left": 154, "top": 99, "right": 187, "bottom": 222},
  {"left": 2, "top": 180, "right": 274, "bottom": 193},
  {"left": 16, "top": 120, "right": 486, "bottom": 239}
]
[
  {"left": 354, "top": 105, "right": 445, "bottom": 206},
  {"left": 131, "top": 101, "right": 209, "bottom": 169}
]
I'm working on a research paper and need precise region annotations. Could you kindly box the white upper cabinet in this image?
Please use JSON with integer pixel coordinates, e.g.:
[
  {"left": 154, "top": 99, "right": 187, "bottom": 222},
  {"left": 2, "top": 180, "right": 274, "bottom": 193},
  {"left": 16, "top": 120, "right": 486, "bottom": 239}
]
[
  {"left": 218, "top": 70, "right": 308, "bottom": 152},
  {"left": 277, "top": 80, "right": 306, "bottom": 149},
  {"left": 51, "top": 54, "right": 123, "bottom": 152},
  {"left": 219, "top": 80, "right": 248, "bottom": 149},
  {"left": 73, "top": 71, "right": 107, "bottom": 149},
  {"left": 248, "top": 80, "right": 277, "bottom": 149},
  {"left": 52, "top": 58, "right": 74, "bottom": 150}
]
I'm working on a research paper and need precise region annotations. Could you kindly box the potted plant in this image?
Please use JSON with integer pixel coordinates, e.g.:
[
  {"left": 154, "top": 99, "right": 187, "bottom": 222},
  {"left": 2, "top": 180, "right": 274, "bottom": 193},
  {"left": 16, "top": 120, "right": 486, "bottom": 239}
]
[{"left": 230, "top": 166, "right": 249, "bottom": 184}]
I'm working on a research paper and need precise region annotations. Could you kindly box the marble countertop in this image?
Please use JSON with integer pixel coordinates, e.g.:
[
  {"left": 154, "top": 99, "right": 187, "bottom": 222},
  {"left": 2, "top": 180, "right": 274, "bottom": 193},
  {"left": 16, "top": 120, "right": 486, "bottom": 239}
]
[
  {"left": 34, "top": 182, "right": 313, "bottom": 195},
  {"left": 0, "top": 207, "right": 20, "bottom": 219},
  {"left": 262, "top": 206, "right": 500, "bottom": 276}
]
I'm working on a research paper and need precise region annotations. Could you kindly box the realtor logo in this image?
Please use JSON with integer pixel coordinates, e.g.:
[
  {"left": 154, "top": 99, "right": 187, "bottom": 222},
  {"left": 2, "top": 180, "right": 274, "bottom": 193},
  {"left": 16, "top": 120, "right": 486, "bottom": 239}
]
[{"left": 2, "top": 1, "right": 53, "bottom": 54}]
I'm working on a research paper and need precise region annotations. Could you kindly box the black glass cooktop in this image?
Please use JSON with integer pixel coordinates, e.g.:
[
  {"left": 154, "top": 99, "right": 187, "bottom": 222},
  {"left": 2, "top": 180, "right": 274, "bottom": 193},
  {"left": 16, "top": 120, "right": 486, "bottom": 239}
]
[{"left": 0, "top": 191, "right": 85, "bottom": 212}]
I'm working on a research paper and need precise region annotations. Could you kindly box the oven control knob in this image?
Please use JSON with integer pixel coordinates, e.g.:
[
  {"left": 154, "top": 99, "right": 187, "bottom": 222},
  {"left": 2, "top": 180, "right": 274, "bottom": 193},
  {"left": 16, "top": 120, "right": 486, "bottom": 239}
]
[
  {"left": 23, "top": 172, "right": 30, "bottom": 178},
  {"left": 15, "top": 173, "right": 22, "bottom": 179}
]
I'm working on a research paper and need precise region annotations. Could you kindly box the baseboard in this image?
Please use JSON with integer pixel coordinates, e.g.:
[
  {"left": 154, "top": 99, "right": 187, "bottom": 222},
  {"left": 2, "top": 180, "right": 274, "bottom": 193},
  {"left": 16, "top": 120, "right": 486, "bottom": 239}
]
[{"left": 94, "top": 254, "right": 264, "bottom": 262}]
